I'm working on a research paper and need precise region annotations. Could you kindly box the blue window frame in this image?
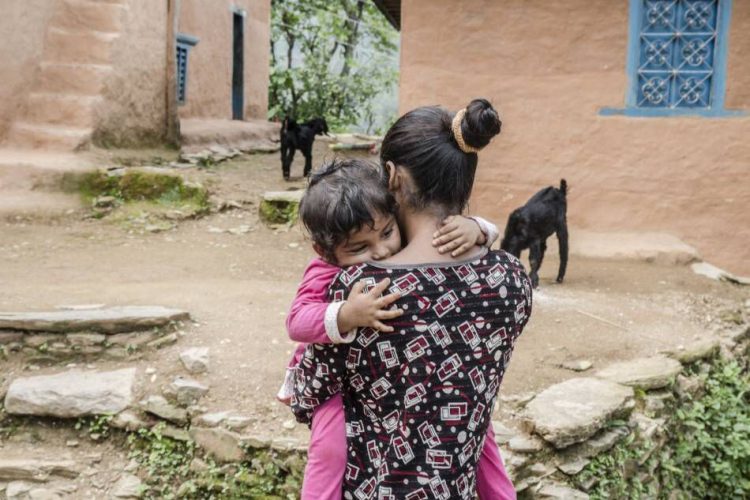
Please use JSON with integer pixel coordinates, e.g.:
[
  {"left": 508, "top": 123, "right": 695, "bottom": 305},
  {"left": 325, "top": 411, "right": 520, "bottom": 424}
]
[
  {"left": 602, "top": 0, "right": 743, "bottom": 117},
  {"left": 176, "top": 33, "right": 199, "bottom": 106}
]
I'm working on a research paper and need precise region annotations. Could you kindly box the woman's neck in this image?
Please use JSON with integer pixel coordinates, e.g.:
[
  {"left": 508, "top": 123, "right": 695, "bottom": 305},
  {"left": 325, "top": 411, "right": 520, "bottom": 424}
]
[{"left": 385, "top": 209, "right": 482, "bottom": 265}]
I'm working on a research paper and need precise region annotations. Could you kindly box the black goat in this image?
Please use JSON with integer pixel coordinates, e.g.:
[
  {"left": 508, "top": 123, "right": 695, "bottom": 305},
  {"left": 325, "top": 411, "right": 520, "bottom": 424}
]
[
  {"left": 280, "top": 117, "right": 329, "bottom": 180},
  {"left": 501, "top": 179, "right": 568, "bottom": 288}
]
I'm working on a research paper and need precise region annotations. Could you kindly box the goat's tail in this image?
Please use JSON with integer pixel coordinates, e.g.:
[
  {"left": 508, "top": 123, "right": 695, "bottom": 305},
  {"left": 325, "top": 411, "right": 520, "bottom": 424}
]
[{"left": 559, "top": 178, "right": 567, "bottom": 196}]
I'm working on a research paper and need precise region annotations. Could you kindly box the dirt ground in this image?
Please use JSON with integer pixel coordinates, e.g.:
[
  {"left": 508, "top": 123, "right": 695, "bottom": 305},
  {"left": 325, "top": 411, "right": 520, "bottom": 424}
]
[{"left": 1, "top": 141, "right": 748, "bottom": 444}]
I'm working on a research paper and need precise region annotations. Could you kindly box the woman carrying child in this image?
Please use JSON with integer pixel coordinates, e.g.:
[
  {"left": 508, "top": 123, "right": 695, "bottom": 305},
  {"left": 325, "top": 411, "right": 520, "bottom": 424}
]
[{"left": 285, "top": 98, "right": 530, "bottom": 498}]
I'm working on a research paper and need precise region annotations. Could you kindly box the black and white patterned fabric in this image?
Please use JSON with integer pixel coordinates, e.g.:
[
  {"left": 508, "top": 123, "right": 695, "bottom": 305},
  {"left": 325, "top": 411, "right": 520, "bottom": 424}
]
[{"left": 291, "top": 250, "right": 532, "bottom": 500}]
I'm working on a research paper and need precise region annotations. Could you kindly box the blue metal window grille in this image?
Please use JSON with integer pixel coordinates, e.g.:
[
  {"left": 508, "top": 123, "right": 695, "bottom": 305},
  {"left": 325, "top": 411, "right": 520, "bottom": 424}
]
[
  {"left": 602, "top": 0, "right": 741, "bottom": 117},
  {"left": 176, "top": 33, "right": 199, "bottom": 105},
  {"left": 635, "top": 0, "right": 720, "bottom": 109}
]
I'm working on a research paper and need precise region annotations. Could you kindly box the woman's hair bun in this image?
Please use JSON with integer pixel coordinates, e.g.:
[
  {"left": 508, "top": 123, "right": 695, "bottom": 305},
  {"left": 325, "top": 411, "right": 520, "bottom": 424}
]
[{"left": 461, "top": 98, "right": 501, "bottom": 150}]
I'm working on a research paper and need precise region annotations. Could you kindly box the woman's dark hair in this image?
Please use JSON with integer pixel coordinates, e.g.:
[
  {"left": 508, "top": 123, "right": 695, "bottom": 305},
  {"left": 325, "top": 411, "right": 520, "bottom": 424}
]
[
  {"left": 380, "top": 98, "right": 501, "bottom": 214},
  {"left": 299, "top": 158, "right": 398, "bottom": 263}
]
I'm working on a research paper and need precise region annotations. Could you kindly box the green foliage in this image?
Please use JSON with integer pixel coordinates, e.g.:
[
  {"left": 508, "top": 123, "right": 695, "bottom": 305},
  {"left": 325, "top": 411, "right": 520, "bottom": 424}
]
[
  {"left": 269, "top": 0, "right": 398, "bottom": 131},
  {"left": 75, "top": 414, "right": 113, "bottom": 440},
  {"left": 127, "top": 424, "right": 304, "bottom": 499},
  {"left": 659, "top": 361, "right": 750, "bottom": 498},
  {"left": 258, "top": 199, "right": 299, "bottom": 225},
  {"left": 577, "top": 360, "right": 750, "bottom": 499}
]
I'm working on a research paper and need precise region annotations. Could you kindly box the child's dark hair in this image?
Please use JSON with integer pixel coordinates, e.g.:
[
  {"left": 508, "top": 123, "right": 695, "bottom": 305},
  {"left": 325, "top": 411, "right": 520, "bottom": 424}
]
[
  {"left": 299, "top": 158, "right": 398, "bottom": 263},
  {"left": 380, "top": 98, "right": 501, "bottom": 214}
]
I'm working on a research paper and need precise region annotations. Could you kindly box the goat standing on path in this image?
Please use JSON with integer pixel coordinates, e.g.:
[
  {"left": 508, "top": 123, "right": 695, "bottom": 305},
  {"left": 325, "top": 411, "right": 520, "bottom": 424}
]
[
  {"left": 501, "top": 179, "right": 569, "bottom": 288},
  {"left": 279, "top": 117, "right": 329, "bottom": 180}
]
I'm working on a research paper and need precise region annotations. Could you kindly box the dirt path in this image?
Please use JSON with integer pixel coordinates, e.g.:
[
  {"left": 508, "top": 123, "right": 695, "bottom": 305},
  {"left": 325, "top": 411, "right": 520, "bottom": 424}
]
[{"left": 1, "top": 143, "right": 747, "bottom": 444}]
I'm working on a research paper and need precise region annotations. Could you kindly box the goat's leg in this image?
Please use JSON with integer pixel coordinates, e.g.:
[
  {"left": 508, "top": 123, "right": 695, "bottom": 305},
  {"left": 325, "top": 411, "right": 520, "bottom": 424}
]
[
  {"left": 280, "top": 144, "right": 290, "bottom": 179},
  {"left": 283, "top": 147, "right": 296, "bottom": 180},
  {"left": 528, "top": 240, "right": 542, "bottom": 288},
  {"left": 302, "top": 144, "right": 313, "bottom": 177},
  {"left": 556, "top": 223, "right": 569, "bottom": 283}
]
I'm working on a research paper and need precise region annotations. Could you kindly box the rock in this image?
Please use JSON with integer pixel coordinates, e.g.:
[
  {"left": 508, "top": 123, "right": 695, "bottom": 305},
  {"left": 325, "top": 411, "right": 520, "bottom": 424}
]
[
  {"left": 93, "top": 196, "right": 117, "bottom": 208},
  {"left": 0, "top": 306, "right": 189, "bottom": 333},
  {"left": 110, "top": 410, "right": 149, "bottom": 431},
  {"left": 536, "top": 482, "right": 590, "bottom": 499},
  {"left": 595, "top": 356, "right": 683, "bottom": 390},
  {"left": 691, "top": 261, "right": 750, "bottom": 285},
  {"left": 644, "top": 390, "right": 674, "bottom": 415},
  {"left": 111, "top": 473, "right": 142, "bottom": 498},
  {"left": 161, "top": 426, "right": 191, "bottom": 442},
  {"left": 106, "top": 331, "right": 158, "bottom": 347},
  {"left": 631, "top": 413, "right": 665, "bottom": 440},
  {"left": 508, "top": 435, "right": 544, "bottom": 453},
  {"left": 189, "top": 458, "right": 209, "bottom": 473},
  {"left": 666, "top": 338, "right": 720, "bottom": 364},
  {"left": 65, "top": 440, "right": 79, "bottom": 448},
  {"left": 561, "top": 360, "right": 593, "bottom": 372},
  {"left": 259, "top": 190, "right": 303, "bottom": 225},
  {"left": 557, "top": 457, "right": 591, "bottom": 475},
  {"left": 5, "top": 482, "right": 74, "bottom": 500},
  {"left": 282, "top": 419, "right": 296, "bottom": 430},
  {"left": 103, "top": 346, "right": 130, "bottom": 360},
  {"left": 169, "top": 377, "right": 209, "bottom": 406},
  {"left": 146, "top": 332, "right": 178, "bottom": 349},
  {"left": 271, "top": 437, "right": 300, "bottom": 451},
  {"left": 492, "top": 420, "right": 515, "bottom": 445},
  {"left": 675, "top": 374, "right": 705, "bottom": 399},
  {"left": 179, "top": 347, "right": 209, "bottom": 373},
  {"left": 560, "top": 426, "right": 630, "bottom": 462},
  {"left": 141, "top": 395, "right": 188, "bottom": 425},
  {"left": 0, "top": 332, "right": 24, "bottom": 344},
  {"left": 225, "top": 415, "right": 252, "bottom": 431},
  {"left": 528, "top": 463, "right": 553, "bottom": 477},
  {"left": 0, "top": 460, "right": 79, "bottom": 481},
  {"left": 241, "top": 434, "right": 271, "bottom": 449},
  {"left": 189, "top": 427, "right": 244, "bottom": 463},
  {"left": 525, "top": 377, "right": 634, "bottom": 449},
  {"left": 194, "top": 411, "right": 230, "bottom": 427},
  {"left": 65, "top": 333, "right": 106, "bottom": 346},
  {"left": 4, "top": 368, "right": 136, "bottom": 417},
  {"left": 23, "top": 334, "right": 57, "bottom": 348}
]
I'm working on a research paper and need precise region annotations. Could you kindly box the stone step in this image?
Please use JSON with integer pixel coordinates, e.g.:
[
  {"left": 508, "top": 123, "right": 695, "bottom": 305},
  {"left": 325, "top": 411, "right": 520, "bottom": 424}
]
[
  {"left": 0, "top": 459, "right": 80, "bottom": 482},
  {"left": 0, "top": 305, "right": 190, "bottom": 333},
  {"left": 0, "top": 148, "right": 96, "bottom": 191},
  {"left": 4, "top": 122, "right": 91, "bottom": 150},
  {"left": 35, "top": 62, "right": 112, "bottom": 96},
  {"left": 24, "top": 92, "right": 99, "bottom": 128},
  {"left": 51, "top": 0, "right": 125, "bottom": 34},
  {"left": 45, "top": 28, "right": 117, "bottom": 65},
  {"left": 4, "top": 367, "right": 136, "bottom": 418}
]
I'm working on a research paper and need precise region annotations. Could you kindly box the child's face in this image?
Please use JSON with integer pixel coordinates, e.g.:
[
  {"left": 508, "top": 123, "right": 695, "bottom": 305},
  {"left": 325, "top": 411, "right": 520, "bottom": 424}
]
[{"left": 333, "top": 213, "right": 401, "bottom": 266}]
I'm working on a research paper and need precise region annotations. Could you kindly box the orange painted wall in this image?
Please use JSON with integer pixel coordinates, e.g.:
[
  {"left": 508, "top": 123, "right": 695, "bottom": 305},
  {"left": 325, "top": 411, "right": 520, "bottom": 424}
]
[{"left": 398, "top": 0, "right": 750, "bottom": 275}]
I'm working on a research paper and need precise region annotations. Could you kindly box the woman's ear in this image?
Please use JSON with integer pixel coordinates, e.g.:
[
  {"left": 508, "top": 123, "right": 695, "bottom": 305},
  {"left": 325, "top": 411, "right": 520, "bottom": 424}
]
[{"left": 385, "top": 161, "right": 400, "bottom": 191}]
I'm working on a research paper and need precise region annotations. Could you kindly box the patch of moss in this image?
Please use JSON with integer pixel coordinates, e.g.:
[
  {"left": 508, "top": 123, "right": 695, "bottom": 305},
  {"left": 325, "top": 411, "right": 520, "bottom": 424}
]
[
  {"left": 75, "top": 170, "right": 209, "bottom": 214},
  {"left": 259, "top": 199, "right": 299, "bottom": 225}
]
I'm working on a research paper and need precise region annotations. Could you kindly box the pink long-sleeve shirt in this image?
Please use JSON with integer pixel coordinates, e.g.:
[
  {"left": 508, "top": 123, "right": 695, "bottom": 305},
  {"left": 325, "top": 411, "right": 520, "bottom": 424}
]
[
  {"left": 285, "top": 216, "right": 500, "bottom": 347},
  {"left": 286, "top": 258, "right": 342, "bottom": 345}
]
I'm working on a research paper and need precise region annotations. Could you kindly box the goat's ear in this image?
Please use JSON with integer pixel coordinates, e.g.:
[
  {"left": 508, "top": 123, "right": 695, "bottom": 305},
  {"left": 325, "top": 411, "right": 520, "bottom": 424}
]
[{"left": 385, "top": 161, "right": 402, "bottom": 192}]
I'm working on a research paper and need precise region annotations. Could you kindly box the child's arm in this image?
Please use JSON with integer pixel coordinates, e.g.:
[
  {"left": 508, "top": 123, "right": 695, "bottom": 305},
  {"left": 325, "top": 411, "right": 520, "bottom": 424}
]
[
  {"left": 286, "top": 260, "right": 404, "bottom": 344},
  {"left": 432, "top": 215, "right": 500, "bottom": 256},
  {"left": 286, "top": 259, "right": 351, "bottom": 344}
]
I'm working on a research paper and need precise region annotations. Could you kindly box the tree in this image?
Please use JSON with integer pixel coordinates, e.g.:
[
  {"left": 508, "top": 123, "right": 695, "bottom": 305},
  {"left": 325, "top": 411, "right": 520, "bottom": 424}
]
[{"left": 269, "top": 0, "right": 398, "bottom": 132}]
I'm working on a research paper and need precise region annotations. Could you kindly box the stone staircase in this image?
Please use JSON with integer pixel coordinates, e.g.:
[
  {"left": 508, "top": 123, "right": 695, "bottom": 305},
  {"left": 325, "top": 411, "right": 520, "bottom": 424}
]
[{"left": 4, "top": 0, "right": 126, "bottom": 151}]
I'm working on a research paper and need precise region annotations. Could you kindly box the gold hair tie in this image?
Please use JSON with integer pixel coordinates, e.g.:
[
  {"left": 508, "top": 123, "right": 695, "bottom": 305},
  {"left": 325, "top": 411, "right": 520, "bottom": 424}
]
[{"left": 451, "top": 108, "right": 481, "bottom": 154}]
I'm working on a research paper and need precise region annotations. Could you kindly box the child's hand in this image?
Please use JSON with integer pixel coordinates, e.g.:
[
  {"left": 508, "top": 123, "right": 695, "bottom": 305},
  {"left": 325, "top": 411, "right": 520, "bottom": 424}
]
[
  {"left": 432, "top": 216, "right": 487, "bottom": 257},
  {"left": 338, "top": 278, "right": 403, "bottom": 333}
]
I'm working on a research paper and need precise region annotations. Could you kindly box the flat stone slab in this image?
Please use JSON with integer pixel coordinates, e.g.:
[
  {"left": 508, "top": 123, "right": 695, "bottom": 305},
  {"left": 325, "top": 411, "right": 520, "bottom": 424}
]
[
  {"left": 525, "top": 377, "right": 634, "bottom": 449},
  {"left": 665, "top": 338, "right": 720, "bottom": 364},
  {"left": 595, "top": 356, "right": 683, "bottom": 390},
  {"left": 4, "top": 368, "right": 136, "bottom": 417},
  {"left": 0, "top": 306, "right": 189, "bottom": 333},
  {"left": 0, "top": 459, "right": 80, "bottom": 481}
]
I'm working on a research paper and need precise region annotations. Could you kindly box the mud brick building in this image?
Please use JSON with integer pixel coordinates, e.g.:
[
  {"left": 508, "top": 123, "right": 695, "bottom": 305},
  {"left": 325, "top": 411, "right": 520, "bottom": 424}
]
[{"left": 0, "top": 0, "right": 270, "bottom": 149}]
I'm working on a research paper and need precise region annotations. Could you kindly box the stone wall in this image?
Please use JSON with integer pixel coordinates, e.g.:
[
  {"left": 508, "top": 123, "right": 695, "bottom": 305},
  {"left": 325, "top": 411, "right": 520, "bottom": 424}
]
[{"left": 398, "top": 0, "right": 750, "bottom": 276}]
